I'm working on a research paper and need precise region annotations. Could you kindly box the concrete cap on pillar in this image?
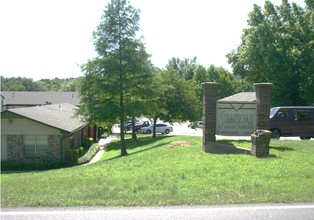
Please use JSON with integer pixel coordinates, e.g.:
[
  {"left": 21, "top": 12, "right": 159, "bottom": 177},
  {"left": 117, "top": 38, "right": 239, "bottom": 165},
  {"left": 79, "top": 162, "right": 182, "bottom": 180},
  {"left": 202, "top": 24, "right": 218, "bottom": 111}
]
[{"left": 254, "top": 83, "right": 272, "bottom": 87}]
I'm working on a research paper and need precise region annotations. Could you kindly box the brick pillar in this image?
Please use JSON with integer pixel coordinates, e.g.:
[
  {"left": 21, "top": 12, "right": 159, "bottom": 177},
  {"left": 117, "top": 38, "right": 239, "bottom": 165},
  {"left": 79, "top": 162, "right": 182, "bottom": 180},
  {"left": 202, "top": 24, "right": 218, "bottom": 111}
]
[
  {"left": 202, "top": 82, "right": 219, "bottom": 152},
  {"left": 254, "top": 83, "right": 272, "bottom": 130}
]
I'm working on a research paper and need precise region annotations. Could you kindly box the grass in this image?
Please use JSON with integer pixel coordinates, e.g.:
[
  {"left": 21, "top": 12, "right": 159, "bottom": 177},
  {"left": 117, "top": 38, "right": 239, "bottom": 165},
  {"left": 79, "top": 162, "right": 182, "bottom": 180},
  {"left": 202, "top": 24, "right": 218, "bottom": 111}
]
[{"left": 1, "top": 135, "right": 314, "bottom": 207}]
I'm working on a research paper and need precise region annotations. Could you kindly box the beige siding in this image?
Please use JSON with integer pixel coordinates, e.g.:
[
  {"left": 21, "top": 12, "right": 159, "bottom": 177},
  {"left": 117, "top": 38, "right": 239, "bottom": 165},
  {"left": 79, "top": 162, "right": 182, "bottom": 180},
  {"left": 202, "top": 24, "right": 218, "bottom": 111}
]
[
  {"left": 1, "top": 135, "right": 7, "bottom": 160},
  {"left": 1, "top": 114, "right": 87, "bottom": 162},
  {"left": 1, "top": 118, "right": 61, "bottom": 135}
]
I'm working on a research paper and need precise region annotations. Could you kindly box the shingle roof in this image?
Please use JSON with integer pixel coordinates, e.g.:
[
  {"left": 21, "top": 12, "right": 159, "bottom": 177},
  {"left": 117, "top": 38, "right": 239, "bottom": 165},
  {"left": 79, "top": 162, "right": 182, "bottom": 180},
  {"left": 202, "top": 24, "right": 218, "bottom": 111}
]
[
  {"left": 7, "top": 103, "right": 86, "bottom": 133},
  {"left": 218, "top": 92, "right": 256, "bottom": 103},
  {"left": 1, "top": 91, "right": 80, "bottom": 106}
]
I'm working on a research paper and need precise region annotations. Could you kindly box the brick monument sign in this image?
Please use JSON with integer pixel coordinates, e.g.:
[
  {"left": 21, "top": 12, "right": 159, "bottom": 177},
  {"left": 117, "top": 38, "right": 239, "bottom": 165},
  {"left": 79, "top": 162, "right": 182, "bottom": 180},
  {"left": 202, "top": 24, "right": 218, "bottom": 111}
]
[{"left": 202, "top": 82, "right": 272, "bottom": 157}]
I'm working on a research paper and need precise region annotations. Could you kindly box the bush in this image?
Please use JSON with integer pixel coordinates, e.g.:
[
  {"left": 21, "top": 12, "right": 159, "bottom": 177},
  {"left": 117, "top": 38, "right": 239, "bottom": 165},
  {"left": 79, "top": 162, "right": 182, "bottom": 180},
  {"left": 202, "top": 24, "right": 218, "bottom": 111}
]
[
  {"left": 101, "top": 132, "right": 110, "bottom": 139},
  {"left": 82, "top": 137, "right": 93, "bottom": 151},
  {"left": 69, "top": 148, "right": 80, "bottom": 161},
  {"left": 1, "top": 160, "right": 76, "bottom": 171},
  {"left": 77, "top": 143, "right": 100, "bottom": 165},
  {"left": 79, "top": 147, "right": 84, "bottom": 156}
]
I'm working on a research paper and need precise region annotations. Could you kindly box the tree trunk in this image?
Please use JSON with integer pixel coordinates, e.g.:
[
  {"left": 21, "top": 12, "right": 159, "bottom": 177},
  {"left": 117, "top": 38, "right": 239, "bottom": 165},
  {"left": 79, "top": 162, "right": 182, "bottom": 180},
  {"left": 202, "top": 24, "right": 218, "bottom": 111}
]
[
  {"left": 152, "top": 116, "right": 157, "bottom": 138},
  {"left": 120, "top": 117, "right": 127, "bottom": 156},
  {"left": 119, "top": 51, "right": 128, "bottom": 156},
  {"left": 131, "top": 116, "right": 137, "bottom": 139},
  {"left": 118, "top": 3, "right": 127, "bottom": 156}
]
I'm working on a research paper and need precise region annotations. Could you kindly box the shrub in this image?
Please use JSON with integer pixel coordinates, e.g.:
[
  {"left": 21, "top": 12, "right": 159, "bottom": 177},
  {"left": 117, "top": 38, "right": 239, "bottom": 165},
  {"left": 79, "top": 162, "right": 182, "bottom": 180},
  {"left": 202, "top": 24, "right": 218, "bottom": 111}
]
[
  {"left": 77, "top": 143, "right": 100, "bottom": 165},
  {"left": 79, "top": 147, "right": 84, "bottom": 156},
  {"left": 101, "top": 132, "right": 110, "bottom": 139},
  {"left": 82, "top": 137, "right": 93, "bottom": 151},
  {"left": 1, "top": 160, "right": 76, "bottom": 171},
  {"left": 68, "top": 148, "right": 80, "bottom": 161}
]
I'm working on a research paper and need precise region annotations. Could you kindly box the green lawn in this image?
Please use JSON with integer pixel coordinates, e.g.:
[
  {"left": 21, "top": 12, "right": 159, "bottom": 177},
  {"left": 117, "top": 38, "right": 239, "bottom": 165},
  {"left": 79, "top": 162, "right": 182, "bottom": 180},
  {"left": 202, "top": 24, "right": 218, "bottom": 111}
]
[{"left": 1, "top": 135, "right": 314, "bottom": 207}]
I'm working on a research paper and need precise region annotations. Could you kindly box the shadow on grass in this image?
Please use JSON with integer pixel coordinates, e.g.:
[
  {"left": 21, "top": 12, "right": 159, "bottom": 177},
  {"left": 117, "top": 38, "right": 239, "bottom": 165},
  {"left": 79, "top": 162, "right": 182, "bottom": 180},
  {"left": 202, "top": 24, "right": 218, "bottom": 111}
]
[
  {"left": 103, "top": 135, "right": 172, "bottom": 162},
  {"left": 217, "top": 140, "right": 251, "bottom": 149},
  {"left": 106, "top": 135, "right": 169, "bottom": 151},
  {"left": 216, "top": 140, "right": 280, "bottom": 158},
  {"left": 269, "top": 145, "right": 295, "bottom": 152}
]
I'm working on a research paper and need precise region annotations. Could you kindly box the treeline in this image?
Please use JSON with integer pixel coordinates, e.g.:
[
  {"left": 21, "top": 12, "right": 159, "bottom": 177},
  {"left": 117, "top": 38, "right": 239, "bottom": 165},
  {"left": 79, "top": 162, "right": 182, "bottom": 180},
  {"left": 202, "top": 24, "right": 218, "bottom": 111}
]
[
  {"left": 227, "top": 0, "right": 314, "bottom": 106},
  {"left": 164, "top": 57, "right": 252, "bottom": 100},
  {"left": 0, "top": 58, "right": 251, "bottom": 97},
  {"left": 0, "top": 76, "right": 82, "bottom": 92}
]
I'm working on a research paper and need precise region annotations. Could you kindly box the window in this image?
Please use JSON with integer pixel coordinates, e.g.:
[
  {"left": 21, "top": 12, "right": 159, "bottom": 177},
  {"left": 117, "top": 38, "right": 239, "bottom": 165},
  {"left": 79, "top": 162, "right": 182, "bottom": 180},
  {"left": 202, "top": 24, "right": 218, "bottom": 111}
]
[
  {"left": 276, "top": 109, "right": 289, "bottom": 118},
  {"left": 24, "top": 135, "right": 49, "bottom": 157},
  {"left": 294, "top": 110, "right": 312, "bottom": 121}
]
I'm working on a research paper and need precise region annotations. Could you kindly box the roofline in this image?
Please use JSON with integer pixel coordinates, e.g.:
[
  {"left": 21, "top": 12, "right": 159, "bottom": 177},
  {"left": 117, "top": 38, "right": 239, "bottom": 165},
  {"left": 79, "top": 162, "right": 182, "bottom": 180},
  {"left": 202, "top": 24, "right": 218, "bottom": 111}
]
[
  {"left": 71, "top": 124, "right": 88, "bottom": 133},
  {"left": 218, "top": 100, "right": 256, "bottom": 103},
  {"left": 2, "top": 110, "right": 87, "bottom": 134},
  {"left": 271, "top": 106, "right": 314, "bottom": 108}
]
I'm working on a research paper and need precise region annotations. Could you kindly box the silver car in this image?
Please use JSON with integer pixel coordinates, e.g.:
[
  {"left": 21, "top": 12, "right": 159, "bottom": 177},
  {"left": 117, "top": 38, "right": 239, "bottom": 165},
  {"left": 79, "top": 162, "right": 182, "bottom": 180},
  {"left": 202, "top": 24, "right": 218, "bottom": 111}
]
[{"left": 139, "top": 124, "right": 173, "bottom": 134}]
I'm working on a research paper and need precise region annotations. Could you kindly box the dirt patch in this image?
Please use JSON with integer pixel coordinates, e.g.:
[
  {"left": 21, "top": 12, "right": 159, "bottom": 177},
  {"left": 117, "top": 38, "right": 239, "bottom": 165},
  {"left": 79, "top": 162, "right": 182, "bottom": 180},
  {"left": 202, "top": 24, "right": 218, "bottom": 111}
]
[{"left": 167, "top": 141, "right": 191, "bottom": 149}]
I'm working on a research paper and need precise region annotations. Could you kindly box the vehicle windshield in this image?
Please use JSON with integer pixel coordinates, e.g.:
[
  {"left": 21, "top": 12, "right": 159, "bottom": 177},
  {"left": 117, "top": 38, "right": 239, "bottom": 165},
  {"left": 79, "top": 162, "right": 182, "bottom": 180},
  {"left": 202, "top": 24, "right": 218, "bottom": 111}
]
[{"left": 270, "top": 107, "right": 279, "bottom": 118}]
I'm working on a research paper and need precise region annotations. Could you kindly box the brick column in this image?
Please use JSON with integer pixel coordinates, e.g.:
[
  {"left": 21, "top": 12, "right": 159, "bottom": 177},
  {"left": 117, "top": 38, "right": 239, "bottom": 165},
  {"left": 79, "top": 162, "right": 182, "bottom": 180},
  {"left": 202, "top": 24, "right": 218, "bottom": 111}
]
[
  {"left": 254, "top": 83, "right": 272, "bottom": 130},
  {"left": 202, "top": 82, "right": 219, "bottom": 152}
]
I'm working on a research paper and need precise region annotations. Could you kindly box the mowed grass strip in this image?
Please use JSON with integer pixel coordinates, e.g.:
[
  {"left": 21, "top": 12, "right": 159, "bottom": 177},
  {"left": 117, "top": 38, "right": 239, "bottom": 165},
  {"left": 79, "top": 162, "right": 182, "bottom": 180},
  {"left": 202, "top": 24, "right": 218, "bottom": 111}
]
[{"left": 1, "top": 135, "right": 314, "bottom": 207}]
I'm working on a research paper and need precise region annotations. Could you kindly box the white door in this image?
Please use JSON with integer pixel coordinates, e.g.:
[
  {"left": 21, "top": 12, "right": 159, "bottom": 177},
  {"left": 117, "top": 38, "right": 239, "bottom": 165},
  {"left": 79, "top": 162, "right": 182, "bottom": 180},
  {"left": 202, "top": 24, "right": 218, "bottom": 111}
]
[{"left": 1, "top": 135, "right": 8, "bottom": 160}]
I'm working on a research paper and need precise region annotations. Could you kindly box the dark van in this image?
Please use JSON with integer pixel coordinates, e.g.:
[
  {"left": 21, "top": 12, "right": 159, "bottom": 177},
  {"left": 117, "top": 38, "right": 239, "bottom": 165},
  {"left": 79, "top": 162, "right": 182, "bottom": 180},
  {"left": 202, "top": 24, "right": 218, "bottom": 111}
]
[{"left": 270, "top": 106, "right": 314, "bottom": 139}]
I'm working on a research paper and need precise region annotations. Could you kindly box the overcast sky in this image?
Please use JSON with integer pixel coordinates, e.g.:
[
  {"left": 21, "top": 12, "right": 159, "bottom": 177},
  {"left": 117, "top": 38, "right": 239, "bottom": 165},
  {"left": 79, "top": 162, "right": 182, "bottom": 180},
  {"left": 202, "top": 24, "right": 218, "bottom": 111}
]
[{"left": 0, "top": 0, "right": 305, "bottom": 80}]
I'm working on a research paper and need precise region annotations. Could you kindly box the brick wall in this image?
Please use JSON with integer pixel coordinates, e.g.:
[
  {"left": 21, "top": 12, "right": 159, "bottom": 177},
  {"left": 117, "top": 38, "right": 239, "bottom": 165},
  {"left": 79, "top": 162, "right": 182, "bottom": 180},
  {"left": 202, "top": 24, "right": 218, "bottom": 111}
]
[
  {"left": 48, "top": 135, "right": 62, "bottom": 160},
  {"left": 202, "top": 82, "right": 219, "bottom": 152},
  {"left": 254, "top": 83, "right": 272, "bottom": 130},
  {"left": 7, "top": 135, "right": 23, "bottom": 161}
]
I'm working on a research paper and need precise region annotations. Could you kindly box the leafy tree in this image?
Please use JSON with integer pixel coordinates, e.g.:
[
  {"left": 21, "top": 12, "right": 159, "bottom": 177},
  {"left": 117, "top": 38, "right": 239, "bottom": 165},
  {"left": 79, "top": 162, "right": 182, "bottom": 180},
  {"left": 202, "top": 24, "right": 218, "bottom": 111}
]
[
  {"left": 206, "top": 65, "right": 240, "bottom": 99},
  {"left": 193, "top": 64, "right": 249, "bottom": 102},
  {"left": 227, "top": 0, "right": 314, "bottom": 106},
  {"left": 166, "top": 57, "right": 197, "bottom": 80},
  {"left": 1, "top": 76, "right": 81, "bottom": 92},
  {"left": 161, "top": 69, "right": 202, "bottom": 123},
  {"left": 1, "top": 76, "right": 40, "bottom": 91},
  {"left": 144, "top": 70, "right": 170, "bottom": 138},
  {"left": 79, "top": 0, "right": 153, "bottom": 156}
]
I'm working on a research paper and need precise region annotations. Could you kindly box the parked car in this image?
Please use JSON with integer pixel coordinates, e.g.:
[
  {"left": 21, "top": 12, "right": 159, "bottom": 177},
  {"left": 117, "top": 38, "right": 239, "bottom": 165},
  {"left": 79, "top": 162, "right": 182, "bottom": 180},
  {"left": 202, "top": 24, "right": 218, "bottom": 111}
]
[
  {"left": 188, "top": 121, "right": 203, "bottom": 129},
  {"left": 125, "top": 121, "right": 150, "bottom": 132},
  {"left": 139, "top": 124, "right": 173, "bottom": 134},
  {"left": 270, "top": 106, "right": 314, "bottom": 139},
  {"left": 125, "top": 122, "right": 133, "bottom": 131}
]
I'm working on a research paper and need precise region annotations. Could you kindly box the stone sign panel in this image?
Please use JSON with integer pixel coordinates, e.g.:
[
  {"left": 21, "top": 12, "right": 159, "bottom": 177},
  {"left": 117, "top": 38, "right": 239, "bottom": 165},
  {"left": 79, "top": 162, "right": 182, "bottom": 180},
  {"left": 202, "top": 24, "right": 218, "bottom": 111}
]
[{"left": 216, "top": 93, "right": 257, "bottom": 136}]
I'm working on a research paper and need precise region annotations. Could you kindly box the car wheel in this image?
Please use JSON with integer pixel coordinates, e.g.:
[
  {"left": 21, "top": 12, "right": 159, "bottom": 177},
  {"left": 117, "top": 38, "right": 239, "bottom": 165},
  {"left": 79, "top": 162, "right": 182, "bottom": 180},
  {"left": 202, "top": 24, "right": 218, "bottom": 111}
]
[
  {"left": 300, "top": 137, "right": 311, "bottom": 140},
  {"left": 146, "top": 130, "right": 151, "bottom": 134},
  {"left": 165, "top": 129, "right": 170, "bottom": 134},
  {"left": 271, "top": 129, "right": 280, "bottom": 139}
]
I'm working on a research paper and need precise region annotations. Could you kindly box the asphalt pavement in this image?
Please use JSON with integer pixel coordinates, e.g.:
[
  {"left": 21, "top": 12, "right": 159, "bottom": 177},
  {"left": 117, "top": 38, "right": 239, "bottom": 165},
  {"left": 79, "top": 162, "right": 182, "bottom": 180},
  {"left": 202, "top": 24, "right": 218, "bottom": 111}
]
[{"left": 2, "top": 204, "right": 314, "bottom": 220}]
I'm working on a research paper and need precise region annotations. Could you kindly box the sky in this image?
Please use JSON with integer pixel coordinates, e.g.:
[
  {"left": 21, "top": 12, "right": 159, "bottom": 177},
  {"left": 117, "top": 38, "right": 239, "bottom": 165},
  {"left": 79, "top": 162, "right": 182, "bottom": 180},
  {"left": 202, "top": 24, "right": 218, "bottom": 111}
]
[{"left": 0, "top": 0, "right": 305, "bottom": 80}]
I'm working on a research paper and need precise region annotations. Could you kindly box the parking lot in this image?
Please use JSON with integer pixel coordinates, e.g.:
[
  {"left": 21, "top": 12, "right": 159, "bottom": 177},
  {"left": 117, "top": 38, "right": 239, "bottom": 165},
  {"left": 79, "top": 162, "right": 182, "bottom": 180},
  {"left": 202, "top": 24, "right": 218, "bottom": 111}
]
[{"left": 113, "top": 122, "right": 310, "bottom": 140}]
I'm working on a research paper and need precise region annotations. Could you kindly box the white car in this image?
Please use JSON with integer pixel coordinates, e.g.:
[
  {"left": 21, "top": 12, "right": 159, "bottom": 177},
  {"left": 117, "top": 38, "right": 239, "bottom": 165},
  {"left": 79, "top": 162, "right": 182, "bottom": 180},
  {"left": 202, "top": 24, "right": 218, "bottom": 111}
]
[
  {"left": 188, "top": 121, "right": 203, "bottom": 129},
  {"left": 139, "top": 124, "right": 173, "bottom": 134}
]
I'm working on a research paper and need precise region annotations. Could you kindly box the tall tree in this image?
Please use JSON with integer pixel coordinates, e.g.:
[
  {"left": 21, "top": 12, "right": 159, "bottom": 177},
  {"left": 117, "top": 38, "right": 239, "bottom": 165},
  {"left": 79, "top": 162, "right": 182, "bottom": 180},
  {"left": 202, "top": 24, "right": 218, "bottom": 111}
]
[
  {"left": 166, "top": 57, "right": 197, "bottom": 80},
  {"left": 192, "top": 64, "right": 248, "bottom": 102},
  {"left": 79, "top": 0, "right": 152, "bottom": 156},
  {"left": 145, "top": 70, "right": 170, "bottom": 138},
  {"left": 227, "top": 0, "right": 314, "bottom": 106},
  {"left": 161, "top": 69, "right": 202, "bottom": 123}
]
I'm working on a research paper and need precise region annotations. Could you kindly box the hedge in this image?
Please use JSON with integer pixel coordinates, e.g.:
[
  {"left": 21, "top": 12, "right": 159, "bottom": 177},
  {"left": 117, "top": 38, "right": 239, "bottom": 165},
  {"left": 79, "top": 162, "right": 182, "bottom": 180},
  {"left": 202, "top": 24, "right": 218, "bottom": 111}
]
[
  {"left": 1, "top": 160, "right": 76, "bottom": 171},
  {"left": 77, "top": 143, "right": 100, "bottom": 165}
]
